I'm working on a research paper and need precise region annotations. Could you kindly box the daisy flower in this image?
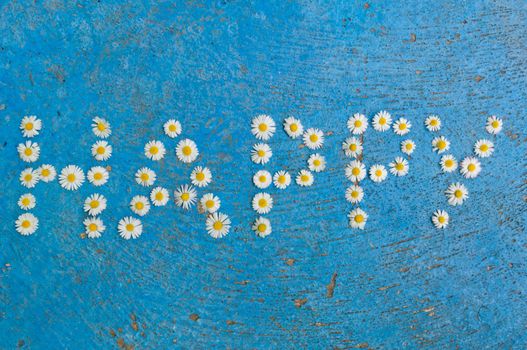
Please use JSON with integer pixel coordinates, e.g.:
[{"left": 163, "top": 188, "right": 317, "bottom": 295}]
[
  {"left": 164, "top": 119, "right": 182, "bottom": 138},
  {"left": 252, "top": 216, "right": 272, "bottom": 238},
  {"left": 296, "top": 169, "right": 314, "bottom": 187},
  {"left": 91, "top": 117, "right": 111, "bottom": 138},
  {"left": 135, "top": 167, "right": 156, "bottom": 187},
  {"left": 91, "top": 140, "right": 112, "bottom": 161},
  {"left": 199, "top": 193, "right": 221, "bottom": 213},
  {"left": 59, "top": 165, "right": 85, "bottom": 191},
  {"left": 253, "top": 170, "right": 272, "bottom": 189},
  {"left": 15, "top": 213, "right": 38, "bottom": 236},
  {"left": 251, "top": 114, "right": 276, "bottom": 140},
  {"left": 460, "top": 156, "right": 481, "bottom": 179},
  {"left": 130, "top": 195, "right": 151, "bottom": 216},
  {"left": 369, "top": 164, "right": 388, "bottom": 183},
  {"left": 401, "top": 139, "right": 416, "bottom": 155},
  {"left": 251, "top": 143, "right": 272, "bottom": 164},
  {"left": 20, "top": 168, "right": 39, "bottom": 188},
  {"left": 347, "top": 113, "right": 368, "bottom": 135},
  {"left": 174, "top": 184, "right": 197, "bottom": 210},
  {"left": 393, "top": 118, "right": 411, "bottom": 136},
  {"left": 273, "top": 170, "right": 291, "bottom": 189},
  {"left": 37, "top": 164, "right": 56, "bottom": 182},
  {"left": 372, "top": 110, "right": 392, "bottom": 132},
  {"left": 474, "top": 139, "right": 494, "bottom": 158},
  {"left": 83, "top": 194, "right": 107, "bottom": 216},
  {"left": 17, "top": 141, "right": 40, "bottom": 163},
  {"left": 342, "top": 137, "right": 363, "bottom": 158},
  {"left": 308, "top": 153, "right": 326, "bottom": 172},
  {"left": 389, "top": 157, "right": 409, "bottom": 176},
  {"left": 118, "top": 217, "right": 143, "bottom": 240},
  {"left": 486, "top": 116, "right": 503, "bottom": 134},
  {"left": 345, "top": 160, "right": 367, "bottom": 182},
  {"left": 83, "top": 217, "right": 106, "bottom": 238},
  {"left": 20, "top": 115, "right": 42, "bottom": 137},
  {"left": 345, "top": 185, "right": 364, "bottom": 204},
  {"left": 425, "top": 115, "right": 441, "bottom": 132},
  {"left": 18, "top": 193, "right": 36, "bottom": 210},
  {"left": 283, "top": 117, "right": 304, "bottom": 139},
  {"left": 190, "top": 166, "right": 212, "bottom": 187},
  {"left": 252, "top": 192, "right": 273, "bottom": 214},
  {"left": 445, "top": 183, "right": 469, "bottom": 206},
  {"left": 176, "top": 138, "right": 199, "bottom": 163},
  {"left": 348, "top": 208, "right": 367, "bottom": 230},
  {"left": 150, "top": 187, "right": 169, "bottom": 206},
  {"left": 440, "top": 154, "right": 458, "bottom": 173},
  {"left": 205, "top": 212, "right": 231, "bottom": 239},
  {"left": 144, "top": 140, "right": 166, "bottom": 161},
  {"left": 303, "top": 128, "right": 324, "bottom": 150},
  {"left": 432, "top": 136, "right": 450, "bottom": 154},
  {"left": 432, "top": 210, "right": 449, "bottom": 229},
  {"left": 87, "top": 166, "right": 109, "bottom": 186}
]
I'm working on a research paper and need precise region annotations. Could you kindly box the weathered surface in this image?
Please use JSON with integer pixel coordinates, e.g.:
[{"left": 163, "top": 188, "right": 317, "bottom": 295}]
[{"left": 1, "top": 1, "right": 526, "bottom": 348}]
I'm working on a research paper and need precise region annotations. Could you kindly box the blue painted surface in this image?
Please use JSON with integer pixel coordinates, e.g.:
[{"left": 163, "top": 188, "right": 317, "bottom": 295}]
[{"left": 1, "top": 1, "right": 527, "bottom": 348}]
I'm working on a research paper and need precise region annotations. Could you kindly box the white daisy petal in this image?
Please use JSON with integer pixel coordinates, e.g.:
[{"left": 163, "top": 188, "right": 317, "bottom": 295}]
[
  {"left": 37, "top": 164, "right": 56, "bottom": 182},
  {"left": 252, "top": 192, "right": 273, "bottom": 214},
  {"left": 135, "top": 167, "right": 156, "bottom": 187},
  {"left": 118, "top": 217, "right": 143, "bottom": 239},
  {"left": 190, "top": 166, "right": 212, "bottom": 187},
  {"left": 20, "top": 115, "right": 42, "bottom": 138},
  {"left": 440, "top": 154, "right": 458, "bottom": 173},
  {"left": 164, "top": 119, "right": 182, "bottom": 138},
  {"left": 425, "top": 115, "right": 441, "bottom": 132},
  {"left": 91, "top": 117, "right": 111, "bottom": 138},
  {"left": 474, "top": 139, "right": 494, "bottom": 158},
  {"left": 15, "top": 213, "right": 39, "bottom": 236},
  {"left": 83, "top": 193, "right": 107, "bottom": 216},
  {"left": 432, "top": 210, "right": 449, "bottom": 229},
  {"left": 432, "top": 136, "right": 450, "bottom": 154},
  {"left": 296, "top": 169, "right": 314, "bottom": 187},
  {"left": 401, "top": 139, "right": 416, "bottom": 155},
  {"left": 342, "top": 137, "right": 363, "bottom": 158},
  {"left": 283, "top": 117, "right": 304, "bottom": 139},
  {"left": 59, "top": 165, "right": 85, "bottom": 191},
  {"left": 252, "top": 216, "right": 272, "bottom": 238},
  {"left": 372, "top": 111, "right": 392, "bottom": 132},
  {"left": 253, "top": 170, "right": 272, "bottom": 189},
  {"left": 17, "top": 141, "right": 40, "bottom": 163},
  {"left": 389, "top": 157, "right": 409, "bottom": 176},
  {"left": 345, "top": 160, "right": 366, "bottom": 182},
  {"left": 251, "top": 114, "right": 276, "bottom": 140},
  {"left": 347, "top": 113, "right": 368, "bottom": 135},
  {"left": 87, "top": 166, "right": 110, "bottom": 186},
  {"left": 18, "top": 193, "right": 36, "bottom": 210},
  {"left": 460, "top": 157, "right": 481, "bottom": 179},
  {"left": 445, "top": 182, "right": 469, "bottom": 206},
  {"left": 130, "top": 195, "right": 151, "bottom": 216},
  {"left": 273, "top": 170, "right": 291, "bottom": 190},
  {"left": 91, "top": 140, "right": 112, "bottom": 161},
  {"left": 345, "top": 185, "right": 364, "bottom": 204},
  {"left": 251, "top": 143, "right": 272, "bottom": 164},
  {"left": 348, "top": 208, "right": 367, "bottom": 229},
  {"left": 308, "top": 153, "right": 326, "bottom": 172},
  {"left": 393, "top": 118, "right": 411, "bottom": 136},
  {"left": 144, "top": 140, "right": 166, "bottom": 161},
  {"left": 150, "top": 187, "right": 170, "bottom": 206},
  {"left": 83, "top": 217, "right": 106, "bottom": 238},
  {"left": 176, "top": 139, "right": 199, "bottom": 163},
  {"left": 199, "top": 193, "right": 221, "bottom": 213},
  {"left": 206, "top": 212, "right": 231, "bottom": 238},
  {"left": 20, "top": 168, "right": 40, "bottom": 188},
  {"left": 174, "top": 184, "right": 197, "bottom": 210},
  {"left": 369, "top": 164, "right": 388, "bottom": 183},
  {"left": 486, "top": 116, "right": 503, "bottom": 135},
  {"left": 303, "top": 128, "right": 324, "bottom": 150}
]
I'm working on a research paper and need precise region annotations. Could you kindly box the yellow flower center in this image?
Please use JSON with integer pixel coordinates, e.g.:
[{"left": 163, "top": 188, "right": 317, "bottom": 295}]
[
  {"left": 351, "top": 191, "right": 359, "bottom": 198},
  {"left": 181, "top": 193, "right": 190, "bottom": 201},
  {"left": 395, "top": 163, "right": 404, "bottom": 171},
  {"left": 309, "top": 134, "right": 318, "bottom": 142},
  {"left": 24, "top": 174, "right": 32, "bottom": 181},
  {"left": 21, "top": 220, "right": 31, "bottom": 228},
  {"left": 150, "top": 146, "right": 159, "bottom": 155},
  {"left": 354, "top": 120, "right": 362, "bottom": 128},
  {"left": 438, "top": 216, "right": 446, "bottom": 223},
  {"left": 88, "top": 223, "right": 98, "bottom": 231},
  {"left": 257, "top": 150, "right": 265, "bottom": 157},
  {"left": 205, "top": 200, "right": 215, "bottom": 208},
  {"left": 467, "top": 164, "right": 476, "bottom": 172},
  {"left": 277, "top": 175, "right": 286, "bottom": 184},
  {"left": 480, "top": 144, "right": 488, "bottom": 152},
  {"left": 405, "top": 143, "right": 413, "bottom": 150},
  {"left": 258, "top": 175, "right": 266, "bottom": 183},
  {"left": 155, "top": 192, "right": 164, "bottom": 201},
  {"left": 430, "top": 119, "right": 438, "bottom": 126},
  {"left": 258, "top": 199, "right": 267, "bottom": 208},
  {"left": 182, "top": 146, "right": 192, "bottom": 156},
  {"left": 491, "top": 120, "right": 499, "bottom": 128},
  {"left": 140, "top": 173, "right": 149, "bottom": 181},
  {"left": 135, "top": 202, "right": 144, "bottom": 210},
  {"left": 454, "top": 190, "right": 463, "bottom": 198},
  {"left": 67, "top": 174, "right": 76, "bottom": 182},
  {"left": 22, "top": 198, "right": 30, "bottom": 206},
  {"left": 379, "top": 117, "right": 386, "bottom": 125},
  {"left": 437, "top": 140, "right": 446, "bottom": 150},
  {"left": 196, "top": 172, "right": 205, "bottom": 181},
  {"left": 25, "top": 122, "right": 34, "bottom": 130},
  {"left": 354, "top": 215, "right": 364, "bottom": 223},
  {"left": 352, "top": 167, "right": 360, "bottom": 176},
  {"left": 350, "top": 144, "right": 357, "bottom": 151},
  {"left": 257, "top": 224, "right": 267, "bottom": 233},
  {"left": 24, "top": 148, "right": 33, "bottom": 156},
  {"left": 290, "top": 123, "right": 298, "bottom": 132},
  {"left": 41, "top": 168, "right": 50, "bottom": 177},
  {"left": 313, "top": 159, "right": 321, "bottom": 167},
  {"left": 258, "top": 123, "right": 268, "bottom": 132},
  {"left": 96, "top": 146, "right": 105, "bottom": 155},
  {"left": 126, "top": 223, "right": 135, "bottom": 231},
  {"left": 301, "top": 174, "right": 309, "bottom": 182},
  {"left": 375, "top": 170, "right": 382, "bottom": 177},
  {"left": 97, "top": 123, "right": 106, "bottom": 131},
  {"left": 399, "top": 123, "right": 407, "bottom": 130},
  {"left": 94, "top": 172, "right": 103, "bottom": 180},
  {"left": 90, "top": 200, "right": 100, "bottom": 208},
  {"left": 169, "top": 124, "right": 177, "bottom": 132},
  {"left": 445, "top": 159, "right": 454, "bottom": 167},
  {"left": 213, "top": 221, "right": 223, "bottom": 230}
]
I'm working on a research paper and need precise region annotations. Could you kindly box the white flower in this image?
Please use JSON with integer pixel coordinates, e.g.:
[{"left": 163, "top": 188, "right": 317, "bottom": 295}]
[
  {"left": 252, "top": 216, "right": 272, "bottom": 238},
  {"left": 251, "top": 143, "right": 272, "bottom": 164},
  {"left": 91, "top": 117, "right": 111, "bottom": 138},
  {"left": 486, "top": 116, "right": 503, "bottom": 134},
  {"left": 83, "top": 217, "right": 106, "bottom": 238},
  {"left": 150, "top": 187, "right": 169, "bottom": 206},
  {"left": 164, "top": 119, "right": 182, "bottom": 138},
  {"left": 296, "top": 169, "right": 314, "bottom": 187},
  {"left": 253, "top": 170, "right": 272, "bottom": 189},
  {"left": 369, "top": 164, "right": 388, "bottom": 182},
  {"left": 251, "top": 114, "right": 276, "bottom": 140},
  {"left": 252, "top": 192, "right": 273, "bottom": 214},
  {"left": 432, "top": 210, "right": 449, "bottom": 229},
  {"left": 372, "top": 110, "right": 392, "bottom": 132},
  {"left": 347, "top": 113, "right": 368, "bottom": 135},
  {"left": 345, "top": 160, "right": 366, "bottom": 182},
  {"left": 135, "top": 167, "right": 156, "bottom": 187},
  {"left": 144, "top": 140, "right": 166, "bottom": 161},
  {"left": 273, "top": 170, "right": 291, "bottom": 189},
  {"left": 20, "top": 115, "right": 42, "bottom": 137},
  {"left": 345, "top": 185, "right": 364, "bottom": 204},
  {"left": 460, "top": 157, "right": 481, "bottom": 179},
  {"left": 425, "top": 115, "right": 441, "bottom": 132},
  {"left": 59, "top": 165, "right": 85, "bottom": 191},
  {"left": 199, "top": 193, "right": 221, "bottom": 213},
  {"left": 118, "top": 217, "right": 143, "bottom": 239},
  {"left": 190, "top": 166, "right": 212, "bottom": 187},
  {"left": 348, "top": 208, "right": 367, "bottom": 229},
  {"left": 303, "top": 128, "right": 324, "bottom": 149},
  {"left": 20, "top": 168, "right": 40, "bottom": 188},
  {"left": 389, "top": 157, "right": 409, "bottom": 176},
  {"left": 130, "top": 195, "right": 151, "bottom": 216},
  {"left": 474, "top": 139, "right": 494, "bottom": 158},
  {"left": 342, "top": 137, "right": 363, "bottom": 158},
  {"left": 37, "top": 164, "right": 56, "bottom": 182},
  {"left": 15, "top": 213, "right": 38, "bottom": 236},
  {"left": 401, "top": 139, "right": 416, "bottom": 155},
  {"left": 440, "top": 155, "right": 458, "bottom": 173},
  {"left": 17, "top": 141, "right": 40, "bottom": 163},
  {"left": 18, "top": 193, "right": 36, "bottom": 210},
  {"left": 91, "top": 140, "right": 112, "bottom": 161},
  {"left": 176, "top": 139, "right": 199, "bottom": 163},
  {"left": 87, "top": 166, "right": 109, "bottom": 186},
  {"left": 445, "top": 183, "right": 469, "bottom": 206},
  {"left": 308, "top": 153, "right": 326, "bottom": 172},
  {"left": 174, "top": 184, "right": 197, "bottom": 210},
  {"left": 393, "top": 118, "right": 411, "bottom": 135},
  {"left": 83, "top": 193, "right": 107, "bottom": 216},
  {"left": 206, "top": 212, "right": 231, "bottom": 239},
  {"left": 432, "top": 136, "right": 450, "bottom": 154},
  {"left": 283, "top": 117, "right": 303, "bottom": 138}
]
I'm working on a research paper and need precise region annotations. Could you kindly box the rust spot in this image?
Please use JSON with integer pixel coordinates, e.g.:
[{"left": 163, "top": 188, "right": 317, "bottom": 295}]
[
  {"left": 131, "top": 322, "right": 138, "bottom": 331},
  {"left": 326, "top": 272, "right": 338, "bottom": 298},
  {"left": 234, "top": 280, "right": 249, "bottom": 285},
  {"left": 364, "top": 3, "right": 370, "bottom": 9},
  {"left": 415, "top": 70, "right": 423, "bottom": 75},
  {"left": 17, "top": 340, "right": 25, "bottom": 348},
  {"left": 106, "top": 165, "right": 112, "bottom": 171},
  {"left": 130, "top": 313, "right": 136, "bottom": 321},
  {"left": 354, "top": 342, "right": 369, "bottom": 348},
  {"left": 189, "top": 313, "right": 199, "bottom": 321},
  {"left": 80, "top": 233, "right": 86, "bottom": 239},
  {"left": 378, "top": 283, "right": 400, "bottom": 291},
  {"left": 226, "top": 320, "right": 237, "bottom": 325},
  {"left": 285, "top": 258, "right": 296, "bottom": 266},
  {"left": 109, "top": 329, "right": 116, "bottom": 337},
  {"left": 294, "top": 298, "right": 308, "bottom": 308},
  {"left": 474, "top": 75, "right": 484, "bottom": 82}
]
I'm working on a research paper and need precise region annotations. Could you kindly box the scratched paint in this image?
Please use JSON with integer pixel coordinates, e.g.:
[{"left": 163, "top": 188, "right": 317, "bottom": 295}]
[{"left": 1, "top": 1, "right": 527, "bottom": 348}]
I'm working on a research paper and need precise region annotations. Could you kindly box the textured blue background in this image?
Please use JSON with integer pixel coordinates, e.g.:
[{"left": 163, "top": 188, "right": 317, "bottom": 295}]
[{"left": 1, "top": 1, "right": 527, "bottom": 348}]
